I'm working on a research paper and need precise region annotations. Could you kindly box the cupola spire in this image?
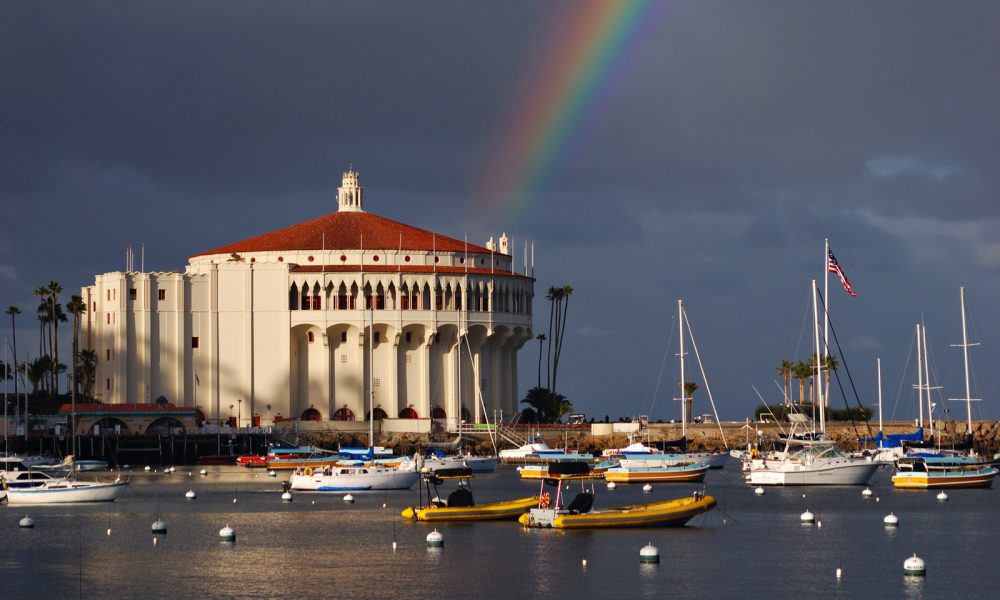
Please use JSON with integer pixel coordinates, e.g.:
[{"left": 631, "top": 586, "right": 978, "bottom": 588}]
[{"left": 337, "top": 167, "right": 365, "bottom": 212}]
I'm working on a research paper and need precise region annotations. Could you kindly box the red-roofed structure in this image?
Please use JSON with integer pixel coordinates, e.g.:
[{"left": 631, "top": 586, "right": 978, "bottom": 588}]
[{"left": 81, "top": 169, "right": 534, "bottom": 435}]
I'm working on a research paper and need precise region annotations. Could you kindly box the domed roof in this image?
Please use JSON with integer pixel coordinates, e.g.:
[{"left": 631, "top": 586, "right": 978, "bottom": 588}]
[{"left": 191, "top": 210, "right": 493, "bottom": 258}]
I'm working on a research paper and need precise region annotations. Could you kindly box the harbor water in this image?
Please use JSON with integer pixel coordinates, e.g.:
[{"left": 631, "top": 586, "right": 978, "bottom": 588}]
[{"left": 2, "top": 464, "right": 997, "bottom": 599}]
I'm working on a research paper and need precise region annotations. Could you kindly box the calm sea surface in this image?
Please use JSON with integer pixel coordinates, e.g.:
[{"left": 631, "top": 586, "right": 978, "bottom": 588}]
[{"left": 2, "top": 463, "right": 997, "bottom": 599}]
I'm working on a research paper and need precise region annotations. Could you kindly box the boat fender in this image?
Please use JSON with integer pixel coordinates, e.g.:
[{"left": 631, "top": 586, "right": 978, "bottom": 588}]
[
  {"left": 304, "top": 467, "right": 314, "bottom": 477},
  {"left": 540, "top": 492, "right": 551, "bottom": 509}
]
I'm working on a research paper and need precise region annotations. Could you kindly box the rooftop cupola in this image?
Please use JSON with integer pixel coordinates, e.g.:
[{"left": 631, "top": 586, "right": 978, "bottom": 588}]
[{"left": 337, "top": 168, "right": 365, "bottom": 212}]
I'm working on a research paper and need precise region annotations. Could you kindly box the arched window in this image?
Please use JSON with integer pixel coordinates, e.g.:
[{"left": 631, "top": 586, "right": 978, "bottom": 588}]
[
  {"left": 431, "top": 407, "right": 446, "bottom": 419},
  {"left": 399, "top": 407, "right": 418, "bottom": 419},
  {"left": 289, "top": 283, "right": 299, "bottom": 310},
  {"left": 333, "top": 407, "right": 355, "bottom": 421},
  {"left": 307, "top": 331, "right": 315, "bottom": 343},
  {"left": 301, "top": 408, "right": 322, "bottom": 421},
  {"left": 366, "top": 407, "right": 388, "bottom": 421}
]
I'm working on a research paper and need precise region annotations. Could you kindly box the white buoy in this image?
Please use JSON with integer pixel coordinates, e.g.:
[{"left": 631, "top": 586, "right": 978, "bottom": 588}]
[
  {"left": 903, "top": 554, "right": 926, "bottom": 576},
  {"left": 836, "top": 567, "right": 843, "bottom": 579},
  {"left": 200, "top": 468, "right": 208, "bottom": 476},
  {"left": 392, "top": 541, "right": 397, "bottom": 551},
  {"left": 862, "top": 487, "right": 873, "bottom": 498},
  {"left": 152, "top": 519, "right": 168, "bottom": 534},
  {"left": 936, "top": 491, "right": 948, "bottom": 502},
  {"left": 153, "top": 537, "right": 158, "bottom": 546},
  {"left": 754, "top": 486, "right": 765, "bottom": 496},
  {"left": 343, "top": 494, "right": 355, "bottom": 504},
  {"left": 268, "top": 470, "right": 277, "bottom": 478},
  {"left": 426, "top": 529, "right": 444, "bottom": 548},
  {"left": 219, "top": 525, "right": 236, "bottom": 542},
  {"left": 188, "top": 472, "right": 192, "bottom": 477},
  {"left": 582, "top": 559, "right": 588, "bottom": 567},
  {"left": 185, "top": 490, "right": 196, "bottom": 500},
  {"left": 382, "top": 502, "right": 387, "bottom": 508},
  {"left": 107, "top": 528, "right": 112, "bottom": 536},
  {"left": 801, "top": 510, "right": 815, "bottom": 524},
  {"left": 884, "top": 513, "right": 899, "bottom": 527},
  {"left": 19, "top": 516, "right": 34, "bottom": 529},
  {"left": 144, "top": 465, "right": 151, "bottom": 472},
  {"left": 639, "top": 543, "right": 659, "bottom": 564},
  {"left": 607, "top": 481, "right": 617, "bottom": 490},
  {"left": 642, "top": 483, "right": 653, "bottom": 493},
  {"left": 233, "top": 498, "right": 237, "bottom": 504},
  {"left": 458, "top": 480, "right": 468, "bottom": 488},
  {"left": 281, "top": 492, "right": 293, "bottom": 502}
]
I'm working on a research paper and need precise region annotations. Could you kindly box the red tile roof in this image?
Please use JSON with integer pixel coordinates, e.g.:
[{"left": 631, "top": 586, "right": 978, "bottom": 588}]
[
  {"left": 291, "top": 264, "right": 533, "bottom": 279},
  {"left": 192, "top": 211, "right": 496, "bottom": 258}
]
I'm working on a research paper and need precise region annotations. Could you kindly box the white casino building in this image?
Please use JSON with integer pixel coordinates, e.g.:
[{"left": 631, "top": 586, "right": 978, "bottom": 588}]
[{"left": 81, "top": 170, "right": 535, "bottom": 432}]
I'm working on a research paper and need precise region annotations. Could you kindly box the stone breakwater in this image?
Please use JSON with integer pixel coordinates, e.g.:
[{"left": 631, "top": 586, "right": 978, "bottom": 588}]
[{"left": 309, "top": 420, "right": 1000, "bottom": 456}]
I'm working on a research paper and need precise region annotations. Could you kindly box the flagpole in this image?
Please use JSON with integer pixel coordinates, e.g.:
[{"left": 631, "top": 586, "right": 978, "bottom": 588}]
[{"left": 823, "top": 239, "right": 829, "bottom": 411}]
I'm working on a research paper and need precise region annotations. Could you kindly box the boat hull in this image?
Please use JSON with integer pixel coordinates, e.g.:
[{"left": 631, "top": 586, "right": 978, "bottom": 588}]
[
  {"left": 4, "top": 481, "right": 127, "bottom": 504},
  {"left": 289, "top": 468, "right": 419, "bottom": 491},
  {"left": 401, "top": 496, "right": 538, "bottom": 522},
  {"left": 603, "top": 464, "right": 709, "bottom": 483},
  {"left": 519, "top": 494, "right": 717, "bottom": 529},
  {"left": 892, "top": 468, "right": 998, "bottom": 489},
  {"left": 746, "top": 461, "right": 879, "bottom": 486}
]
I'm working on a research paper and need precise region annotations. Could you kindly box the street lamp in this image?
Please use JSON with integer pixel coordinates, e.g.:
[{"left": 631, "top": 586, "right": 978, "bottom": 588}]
[
  {"left": 229, "top": 404, "right": 233, "bottom": 428},
  {"left": 238, "top": 398, "right": 242, "bottom": 429}
]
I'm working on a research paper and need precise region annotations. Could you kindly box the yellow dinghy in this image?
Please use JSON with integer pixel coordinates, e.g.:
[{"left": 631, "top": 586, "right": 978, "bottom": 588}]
[
  {"left": 401, "top": 467, "right": 538, "bottom": 522},
  {"left": 518, "top": 492, "right": 716, "bottom": 529},
  {"left": 403, "top": 495, "right": 539, "bottom": 522}
]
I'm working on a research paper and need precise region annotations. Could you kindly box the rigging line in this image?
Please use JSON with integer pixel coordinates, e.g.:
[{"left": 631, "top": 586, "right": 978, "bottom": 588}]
[
  {"left": 817, "top": 288, "right": 871, "bottom": 439},
  {"left": 965, "top": 304, "right": 997, "bottom": 421},
  {"left": 682, "top": 308, "right": 727, "bottom": 448},
  {"left": 890, "top": 333, "right": 916, "bottom": 423},
  {"left": 645, "top": 313, "right": 677, "bottom": 421}
]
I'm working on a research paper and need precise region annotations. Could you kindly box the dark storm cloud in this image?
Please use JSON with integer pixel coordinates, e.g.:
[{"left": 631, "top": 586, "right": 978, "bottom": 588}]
[{"left": 3, "top": 1, "right": 999, "bottom": 419}]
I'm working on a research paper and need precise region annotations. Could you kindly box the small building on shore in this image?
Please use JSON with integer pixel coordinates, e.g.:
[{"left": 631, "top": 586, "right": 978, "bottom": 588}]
[{"left": 80, "top": 169, "right": 534, "bottom": 432}]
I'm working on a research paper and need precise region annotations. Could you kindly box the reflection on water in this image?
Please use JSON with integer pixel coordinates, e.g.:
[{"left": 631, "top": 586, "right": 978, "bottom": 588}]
[{"left": 0, "top": 466, "right": 997, "bottom": 599}]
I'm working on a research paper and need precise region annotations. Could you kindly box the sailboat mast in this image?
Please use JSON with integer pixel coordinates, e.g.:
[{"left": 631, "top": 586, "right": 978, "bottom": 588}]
[
  {"left": 915, "top": 324, "right": 924, "bottom": 428},
  {"left": 811, "top": 280, "right": 825, "bottom": 433},
  {"left": 678, "top": 298, "right": 686, "bottom": 437},
  {"left": 877, "top": 357, "right": 883, "bottom": 434},
  {"left": 921, "top": 324, "right": 934, "bottom": 439},
  {"left": 959, "top": 286, "right": 973, "bottom": 432}
]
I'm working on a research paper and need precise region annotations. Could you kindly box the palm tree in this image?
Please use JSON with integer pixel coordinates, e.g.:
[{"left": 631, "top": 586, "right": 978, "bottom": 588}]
[
  {"left": 535, "top": 333, "right": 546, "bottom": 389},
  {"left": 684, "top": 381, "right": 700, "bottom": 423},
  {"left": 46, "top": 280, "right": 64, "bottom": 397},
  {"left": 33, "top": 286, "right": 49, "bottom": 357},
  {"left": 25, "top": 356, "right": 50, "bottom": 395},
  {"left": 520, "top": 386, "right": 573, "bottom": 423},
  {"left": 551, "top": 285, "right": 573, "bottom": 406},
  {"left": 5, "top": 306, "right": 20, "bottom": 417},
  {"left": 793, "top": 361, "right": 812, "bottom": 405},
  {"left": 66, "top": 294, "right": 86, "bottom": 443},
  {"left": 821, "top": 354, "right": 839, "bottom": 408},
  {"left": 777, "top": 358, "right": 793, "bottom": 404},
  {"left": 77, "top": 350, "right": 97, "bottom": 399},
  {"left": 544, "top": 287, "right": 561, "bottom": 389}
]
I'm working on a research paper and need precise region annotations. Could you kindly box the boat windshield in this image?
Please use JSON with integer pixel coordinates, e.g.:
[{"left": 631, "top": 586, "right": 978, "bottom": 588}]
[{"left": 788, "top": 444, "right": 846, "bottom": 461}]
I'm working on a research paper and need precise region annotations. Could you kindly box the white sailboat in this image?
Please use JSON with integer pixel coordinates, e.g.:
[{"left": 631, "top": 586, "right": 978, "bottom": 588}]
[
  {"left": 290, "top": 305, "right": 417, "bottom": 492},
  {"left": 745, "top": 280, "right": 878, "bottom": 486},
  {"left": 3, "top": 475, "right": 127, "bottom": 504}
]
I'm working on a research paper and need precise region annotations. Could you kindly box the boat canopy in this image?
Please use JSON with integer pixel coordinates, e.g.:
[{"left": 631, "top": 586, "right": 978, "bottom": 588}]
[{"left": 860, "top": 428, "right": 924, "bottom": 447}]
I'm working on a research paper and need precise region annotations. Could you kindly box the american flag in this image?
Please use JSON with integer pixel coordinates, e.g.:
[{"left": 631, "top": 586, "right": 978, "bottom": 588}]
[{"left": 828, "top": 248, "right": 857, "bottom": 297}]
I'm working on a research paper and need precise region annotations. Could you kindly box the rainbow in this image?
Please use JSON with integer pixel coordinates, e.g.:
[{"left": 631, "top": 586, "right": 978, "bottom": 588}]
[{"left": 481, "top": 0, "right": 666, "bottom": 223}]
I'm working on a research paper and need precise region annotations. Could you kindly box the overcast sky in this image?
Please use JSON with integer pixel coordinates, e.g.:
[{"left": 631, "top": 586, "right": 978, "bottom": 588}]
[{"left": 3, "top": 2, "right": 999, "bottom": 422}]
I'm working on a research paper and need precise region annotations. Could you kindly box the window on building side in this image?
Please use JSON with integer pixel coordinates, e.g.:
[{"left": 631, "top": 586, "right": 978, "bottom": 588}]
[
  {"left": 307, "top": 331, "right": 314, "bottom": 343},
  {"left": 340, "top": 331, "right": 347, "bottom": 343},
  {"left": 106, "top": 290, "right": 111, "bottom": 301},
  {"left": 192, "top": 336, "right": 200, "bottom": 349},
  {"left": 158, "top": 289, "right": 166, "bottom": 301},
  {"left": 129, "top": 288, "right": 137, "bottom": 301},
  {"left": 400, "top": 295, "right": 409, "bottom": 310},
  {"left": 405, "top": 354, "right": 412, "bottom": 364},
  {"left": 341, "top": 354, "right": 347, "bottom": 363},
  {"left": 106, "top": 378, "right": 111, "bottom": 390},
  {"left": 107, "top": 313, "right": 111, "bottom": 325},
  {"left": 106, "top": 349, "right": 111, "bottom": 361},
  {"left": 373, "top": 378, "right": 381, "bottom": 388},
  {"left": 313, "top": 295, "right": 321, "bottom": 310}
]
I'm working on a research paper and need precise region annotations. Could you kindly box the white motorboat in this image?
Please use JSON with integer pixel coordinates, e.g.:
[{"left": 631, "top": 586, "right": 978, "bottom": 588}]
[
  {"left": 463, "top": 455, "right": 498, "bottom": 472},
  {"left": 498, "top": 437, "right": 554, "bottom": 462},
  {"left": 620, "top": 451, "right": 729, "bottom": 470},
  {"left": 289, "top": 464, "right": 419, "bottom": 491},
  {"left": 3, "top": 476, "right": 127, "bottom": 504},
  {"left": 745, "top": 438, "right": 878, "bottom": 486}
]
